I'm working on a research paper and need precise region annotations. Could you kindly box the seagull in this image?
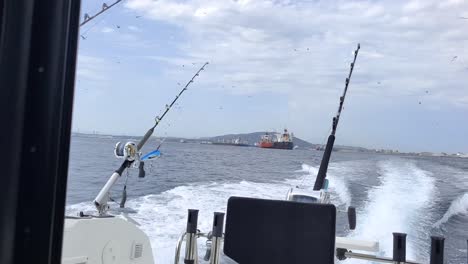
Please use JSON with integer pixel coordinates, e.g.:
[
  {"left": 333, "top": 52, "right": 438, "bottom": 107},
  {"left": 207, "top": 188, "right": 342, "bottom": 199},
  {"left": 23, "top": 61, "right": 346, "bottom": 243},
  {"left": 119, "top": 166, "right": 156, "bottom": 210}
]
[
  {"left": 116, "top": 25, "right": 121, "bottom": 29},
  {"left": 377, "top": 81, "right": 381, "bottom": 85},
  {"left": 451, "top": 56, "right": 458, "bottom": 62},
  {"left": 80, "top": 35, "right": 87, "bottom": 40},
  {"left": 136, "top": 15, "right": 142, "bottom": 18}
]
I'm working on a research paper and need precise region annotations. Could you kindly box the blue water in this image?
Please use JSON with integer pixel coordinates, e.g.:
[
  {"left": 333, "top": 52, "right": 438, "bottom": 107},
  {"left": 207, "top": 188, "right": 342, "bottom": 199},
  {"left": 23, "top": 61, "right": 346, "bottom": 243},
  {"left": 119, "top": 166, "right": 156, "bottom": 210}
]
[{"left": 66, "top": 134, "right": 468, "bottom": 263}]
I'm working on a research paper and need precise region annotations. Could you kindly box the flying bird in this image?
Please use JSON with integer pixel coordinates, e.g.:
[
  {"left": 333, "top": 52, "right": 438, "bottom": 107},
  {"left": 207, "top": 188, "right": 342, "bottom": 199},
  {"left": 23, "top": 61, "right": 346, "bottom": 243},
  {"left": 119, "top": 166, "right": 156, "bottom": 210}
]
[
  {"left": 116, "top": 25, "right": 121, "bottom": 29},
  {"left": 136, "top": 15, "right": 142, "bottom": 18},
  {"left": 451, "top": 56, "right": 458, "bottom": 62},
  {"left": 80, "top": 35, "right": 87, "bottom": 40},
  {"left": 459, "top": 16, "right": 468, "bottom": 19}
]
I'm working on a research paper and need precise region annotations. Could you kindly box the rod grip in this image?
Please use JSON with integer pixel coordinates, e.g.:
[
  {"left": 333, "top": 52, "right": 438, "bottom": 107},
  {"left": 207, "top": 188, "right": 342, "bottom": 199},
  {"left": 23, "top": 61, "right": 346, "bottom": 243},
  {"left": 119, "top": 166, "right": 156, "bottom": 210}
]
[
  {"left": 430, "top": 236, "right": 444, "bottom": 264},
  {"left": 211, "top": 212, "right": 225, "bottom": 238},
  {"left": 393, "top": 232, "right": 407, "bottom": 262},
  {"left": 186, "top": 209, "right": 199, "bottom": 234},
  {"left": 138, "top": 161, "right": 145, "bottom": 178}
]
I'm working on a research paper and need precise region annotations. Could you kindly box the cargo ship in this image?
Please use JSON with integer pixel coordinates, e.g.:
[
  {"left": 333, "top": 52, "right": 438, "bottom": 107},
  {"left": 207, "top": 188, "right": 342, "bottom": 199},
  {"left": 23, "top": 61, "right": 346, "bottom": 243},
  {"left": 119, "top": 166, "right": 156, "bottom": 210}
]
[
  {"left": 258, "top": 129, "right": 294, "bottom": 150},
  {"left": 212, "top": 138, "right": 250, "bottom": 147}
]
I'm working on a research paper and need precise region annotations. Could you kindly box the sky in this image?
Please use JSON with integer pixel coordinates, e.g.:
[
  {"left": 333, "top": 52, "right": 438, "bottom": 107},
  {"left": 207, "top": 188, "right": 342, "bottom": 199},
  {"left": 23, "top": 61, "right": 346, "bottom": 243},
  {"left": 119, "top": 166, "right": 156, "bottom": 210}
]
[{"left": 74, "top": 0, "right": 468, "bottom": 153}]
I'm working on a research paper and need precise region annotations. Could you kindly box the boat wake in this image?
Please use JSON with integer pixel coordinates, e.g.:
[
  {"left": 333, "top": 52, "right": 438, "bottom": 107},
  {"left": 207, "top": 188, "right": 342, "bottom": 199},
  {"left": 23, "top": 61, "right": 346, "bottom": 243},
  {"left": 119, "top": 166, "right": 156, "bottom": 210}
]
[
  {"left": 66, "top": 162, "right": 357, "bottom": 263},
  {"left": 66, "top": 159, "right": 438, "bottom": 263},
  {"left": 433, "top": 193, "right": 468, "bottom": 227},
  {"left": 348, "top": 159, "right": 435, "bottom": 262},
  {"left": 300, "top": 163, "right": 352, "bottom": 207},
  {"left": 67, "top": 178, "right": 305, "bottom": 262}
]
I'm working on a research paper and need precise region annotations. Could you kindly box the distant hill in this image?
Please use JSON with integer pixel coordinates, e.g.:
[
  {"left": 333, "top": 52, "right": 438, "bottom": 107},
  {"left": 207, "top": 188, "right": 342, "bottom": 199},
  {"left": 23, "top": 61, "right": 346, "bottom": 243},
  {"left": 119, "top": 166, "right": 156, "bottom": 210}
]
[{"left": 72, "top": 131, "right": 371, "bottom": 152}]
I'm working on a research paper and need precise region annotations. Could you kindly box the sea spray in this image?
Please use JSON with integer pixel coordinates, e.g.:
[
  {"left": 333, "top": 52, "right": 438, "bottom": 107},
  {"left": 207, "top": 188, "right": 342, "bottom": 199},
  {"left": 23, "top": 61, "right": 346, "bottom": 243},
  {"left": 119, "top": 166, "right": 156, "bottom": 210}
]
[
  {"left": 349, "top": 159, "right": 435, "bottom": 262},
  {"left": 301, "top": 163, "right": 352, "bottom": 207},
  {"left": 434, "top": 193, "right": 468, "bottom": 227}
]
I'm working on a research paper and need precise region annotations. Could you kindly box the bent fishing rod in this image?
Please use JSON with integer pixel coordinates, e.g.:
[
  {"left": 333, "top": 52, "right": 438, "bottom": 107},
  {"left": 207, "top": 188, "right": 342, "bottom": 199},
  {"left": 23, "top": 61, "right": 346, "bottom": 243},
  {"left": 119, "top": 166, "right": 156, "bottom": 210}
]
[
  {"left": 313, "top": 44, "right": 360, "bottom": 191},
  {"left": 94, "top": 62, "right": 209, "bottom": 214}
]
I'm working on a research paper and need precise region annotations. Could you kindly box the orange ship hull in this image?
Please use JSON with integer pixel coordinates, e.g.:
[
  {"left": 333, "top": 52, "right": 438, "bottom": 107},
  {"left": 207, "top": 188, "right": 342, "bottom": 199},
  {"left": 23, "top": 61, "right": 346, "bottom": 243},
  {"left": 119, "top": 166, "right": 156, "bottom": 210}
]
[{"left": 259, "top": 141, "right": 274, "bottom": 148}]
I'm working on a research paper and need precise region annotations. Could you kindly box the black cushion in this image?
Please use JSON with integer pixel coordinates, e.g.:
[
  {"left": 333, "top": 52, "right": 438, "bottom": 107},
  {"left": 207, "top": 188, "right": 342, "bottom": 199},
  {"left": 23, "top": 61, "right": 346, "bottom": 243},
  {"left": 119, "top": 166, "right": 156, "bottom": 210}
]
[{"left": 224, "top": 196, "right": 336, "bottom": 264}]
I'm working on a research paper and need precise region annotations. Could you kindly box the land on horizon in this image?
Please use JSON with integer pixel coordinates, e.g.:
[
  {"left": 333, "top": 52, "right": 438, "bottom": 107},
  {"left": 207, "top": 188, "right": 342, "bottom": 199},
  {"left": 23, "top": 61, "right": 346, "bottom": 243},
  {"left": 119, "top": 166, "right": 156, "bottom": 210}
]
[{"left": 71, "top": 131, "right": 467, "bottom": 158}]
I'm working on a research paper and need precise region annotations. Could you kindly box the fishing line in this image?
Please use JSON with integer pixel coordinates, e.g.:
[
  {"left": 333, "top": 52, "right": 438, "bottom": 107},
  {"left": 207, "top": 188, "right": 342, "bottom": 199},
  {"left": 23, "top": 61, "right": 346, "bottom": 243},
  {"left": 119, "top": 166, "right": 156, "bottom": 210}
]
[
  {"left": 80, "top": 0, "right": 124, "bottom": 38},
  {"left": 80, "top": 14, "right": 107, "bottom": 37}
]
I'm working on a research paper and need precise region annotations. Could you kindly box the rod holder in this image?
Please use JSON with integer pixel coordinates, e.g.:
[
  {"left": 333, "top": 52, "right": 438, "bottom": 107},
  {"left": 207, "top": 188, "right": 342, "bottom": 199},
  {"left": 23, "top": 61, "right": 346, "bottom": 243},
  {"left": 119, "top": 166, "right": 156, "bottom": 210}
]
[
  {"left": 429, "top": 236, "right": 444, "bottom": 264},
  {"left": 184, "top": 209, "right": 199, "bottom": 264},
  {"left": 210, "top": 212, "right": 225, "bottom": 264},
  {"left": 392, "top": 233, "right": 407, "bottom": 263},
  {"left": 347, "top": 206, "right": 356, "bottom": 230}
]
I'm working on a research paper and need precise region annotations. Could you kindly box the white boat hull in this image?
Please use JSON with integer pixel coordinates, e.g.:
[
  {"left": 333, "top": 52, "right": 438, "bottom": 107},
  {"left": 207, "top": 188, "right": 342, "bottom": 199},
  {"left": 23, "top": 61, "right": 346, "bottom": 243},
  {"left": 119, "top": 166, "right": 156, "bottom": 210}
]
[{"left": 62, "top": 217, "right": 154, "bottom": 264}]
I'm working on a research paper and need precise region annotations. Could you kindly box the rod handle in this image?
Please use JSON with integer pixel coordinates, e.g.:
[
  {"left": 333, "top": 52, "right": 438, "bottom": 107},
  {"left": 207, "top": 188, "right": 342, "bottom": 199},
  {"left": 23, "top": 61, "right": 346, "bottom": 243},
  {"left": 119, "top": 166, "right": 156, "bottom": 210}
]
[
  {"left": 430, "top": 236, "right": 444, "bottom": 264},
  {"left": 138, "top": 161, "right": 145, "bottom": 178},
  {"left": 211, "top": 212, "right": 225, "bottom": 237},
  {"left": 393, "top": 232, "right": 407, "bottom": 262},
  {"left": 186, "top": 209, "right": 199, "bottom": 234}
]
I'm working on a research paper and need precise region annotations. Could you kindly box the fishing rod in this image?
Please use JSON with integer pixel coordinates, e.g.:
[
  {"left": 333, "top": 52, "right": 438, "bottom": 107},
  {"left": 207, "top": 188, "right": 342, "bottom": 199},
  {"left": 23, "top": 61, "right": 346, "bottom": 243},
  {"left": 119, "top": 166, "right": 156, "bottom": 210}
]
[
  {"left": 313, "top": 44, "right": 360, "bottom": 191},
  {"left": 80, "top": 0, "right": 123, "bottom": 27},
  {"left": 94, "top": 62, "right": 209, "bottom": 214}
]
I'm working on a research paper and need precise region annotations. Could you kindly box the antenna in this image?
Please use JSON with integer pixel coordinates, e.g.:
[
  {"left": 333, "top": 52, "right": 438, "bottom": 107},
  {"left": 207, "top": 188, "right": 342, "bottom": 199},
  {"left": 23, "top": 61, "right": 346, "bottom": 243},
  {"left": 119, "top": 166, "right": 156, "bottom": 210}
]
[{"left": 313, "top": 44, "right": 360, "bottom": 191}]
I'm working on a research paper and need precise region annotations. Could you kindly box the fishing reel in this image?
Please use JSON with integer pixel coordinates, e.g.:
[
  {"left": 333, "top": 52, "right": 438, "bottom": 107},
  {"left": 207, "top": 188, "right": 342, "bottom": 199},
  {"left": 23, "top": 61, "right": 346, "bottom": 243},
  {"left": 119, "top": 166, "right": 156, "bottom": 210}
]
[
  {"left": 114, "top": 141, "right": 146, "bottom": 178},
  {"left": 114, "top": 141, "right": 139, "bottom": 161}
]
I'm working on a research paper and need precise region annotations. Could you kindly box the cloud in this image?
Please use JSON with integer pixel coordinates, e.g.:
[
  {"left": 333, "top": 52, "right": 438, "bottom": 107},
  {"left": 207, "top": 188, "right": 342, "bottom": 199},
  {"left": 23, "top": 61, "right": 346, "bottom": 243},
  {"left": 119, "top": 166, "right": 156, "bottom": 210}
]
[
  {"left": 120, "top": 0, "right": 468, "bottom": 111},
  {"left": 76, "top": 55, "right": 114, "bottom": 83},
  {"left": 101, "top": 27, "right": 115, "bottom": 33},
  {"left": 127, "top": 25, "right": 142, "bottom": 32}
]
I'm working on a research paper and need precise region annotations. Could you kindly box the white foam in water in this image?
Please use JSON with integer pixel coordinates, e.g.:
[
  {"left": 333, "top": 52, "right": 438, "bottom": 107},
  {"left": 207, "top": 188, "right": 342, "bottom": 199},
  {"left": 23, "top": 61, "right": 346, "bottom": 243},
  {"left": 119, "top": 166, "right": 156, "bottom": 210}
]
[
  {"left": 67, "top": 180, "right": 298, "bottom": 262},
  {"left": 348, "top": 159, "right": 435, "bottom": 262},
  {"left": 66, "top": 163, "right": 354, "bottom": 263},
  {"left": 300, "top": 163, "right": 352, "bottom": 207},
  {"left": 434, "top": 193, "right": 468, "bottom": 227}
]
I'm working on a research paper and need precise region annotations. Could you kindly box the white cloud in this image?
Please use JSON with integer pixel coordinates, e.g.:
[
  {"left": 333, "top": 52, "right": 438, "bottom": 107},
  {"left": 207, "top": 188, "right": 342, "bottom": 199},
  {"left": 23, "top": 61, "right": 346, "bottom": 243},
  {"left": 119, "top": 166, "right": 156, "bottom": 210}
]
[
  {"left": 101, "top": 27, "right": 115, "bottom": 33},
  {"left": 76, "top": 55, "right": 114, "bottom": 83},
  {"left": 122, "top": 0, "right": 468, "bottom": 108},
  {"left": 127, "top": 25, "right": 142, "bottom": 32},
  {"left": 439, "top": 0, "right": 464, "bottom": 8},
  {"left": 403, "top": 0, "right": 430, "bottom": 12}
]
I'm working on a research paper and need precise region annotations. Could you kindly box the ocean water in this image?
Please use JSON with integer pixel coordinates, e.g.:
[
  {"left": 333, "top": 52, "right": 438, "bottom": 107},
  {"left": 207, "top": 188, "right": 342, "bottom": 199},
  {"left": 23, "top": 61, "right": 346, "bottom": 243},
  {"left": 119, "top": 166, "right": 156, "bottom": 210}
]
[{"left": 65, "top": 134, "right": 468, "bottom": 263}]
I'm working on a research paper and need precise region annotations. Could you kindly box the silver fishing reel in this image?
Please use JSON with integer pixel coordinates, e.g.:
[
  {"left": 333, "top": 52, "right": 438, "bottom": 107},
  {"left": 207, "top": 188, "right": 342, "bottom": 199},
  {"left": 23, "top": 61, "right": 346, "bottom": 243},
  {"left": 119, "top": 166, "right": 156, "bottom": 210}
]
[{"left": 114, "top": 141, "right": 140, "bottom": 161}]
